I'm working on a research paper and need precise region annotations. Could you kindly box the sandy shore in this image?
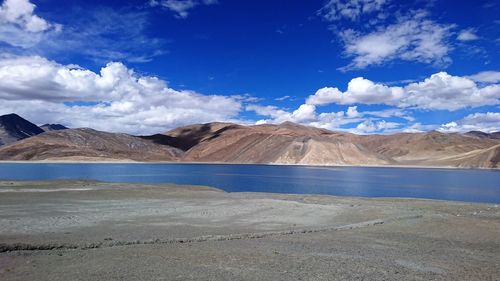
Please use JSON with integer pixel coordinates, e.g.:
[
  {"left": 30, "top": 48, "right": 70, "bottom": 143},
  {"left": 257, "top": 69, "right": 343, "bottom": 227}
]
[
  {"left": 0, "top": 159, "right": 492, "bottom": 170},
  {"left": 0, "top": 180, "right": 499, "bottom": 280}
]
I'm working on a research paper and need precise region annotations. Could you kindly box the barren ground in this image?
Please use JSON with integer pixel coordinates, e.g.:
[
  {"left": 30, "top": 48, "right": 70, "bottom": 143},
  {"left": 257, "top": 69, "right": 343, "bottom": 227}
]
[{"left": 0, "top": 181, "right": 499, "bottom": 280}]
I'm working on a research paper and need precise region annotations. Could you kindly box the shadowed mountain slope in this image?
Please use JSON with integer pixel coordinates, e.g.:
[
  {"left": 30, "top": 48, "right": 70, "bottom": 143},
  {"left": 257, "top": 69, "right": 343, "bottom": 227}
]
[
  {"left": 0, "top": 114, "right": 44, "bottom": 146},
  {"left": 41, "top": 124, "right": 68, "bottom": 131}
]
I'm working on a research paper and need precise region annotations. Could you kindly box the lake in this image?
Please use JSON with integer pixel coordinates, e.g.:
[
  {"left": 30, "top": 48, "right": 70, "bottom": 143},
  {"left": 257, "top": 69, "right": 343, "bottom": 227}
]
[{"left": 0, "top": 163, "right": 499, "bottom": 203}]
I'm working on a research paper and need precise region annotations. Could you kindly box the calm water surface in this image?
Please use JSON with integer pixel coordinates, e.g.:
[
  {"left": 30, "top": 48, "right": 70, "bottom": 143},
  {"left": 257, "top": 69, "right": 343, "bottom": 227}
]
[{"left": 0, "top": 163, "right": 499, "bottom": 203}]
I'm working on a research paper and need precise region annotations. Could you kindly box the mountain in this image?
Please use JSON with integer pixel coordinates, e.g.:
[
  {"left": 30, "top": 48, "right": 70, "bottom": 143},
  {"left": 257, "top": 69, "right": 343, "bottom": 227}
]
[
  {"left": 356, "top": 131, "right": 499, "bottom": 166},
  {"left": 0, "top": 114, "right": 44, "bottom": 146},
  {"left": 0, "top": 128, "right": 182, "bottom": 161},
  {"left": 0, "top": 115, "right": 498, "bottom": 168},
  {"left": 424, "top": 144, "right": 500, "bottom": 168},
  {"left": 41, "top": 124, "right": 68, "bottom": 131},
  {"left": 465, "top": 131, "right": 500, "bottom": 140},
  {"left": 163, "top": 122, "right": 499, "bottom": 168},
  {"left": 167, "top": 122, "right": 392, "bottom": 166}
]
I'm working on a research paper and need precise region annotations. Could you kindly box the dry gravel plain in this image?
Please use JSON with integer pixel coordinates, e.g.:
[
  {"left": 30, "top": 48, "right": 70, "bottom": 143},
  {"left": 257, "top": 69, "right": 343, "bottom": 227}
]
[{"left": 0, "top": 180, "right": 499, "bottom": 281}]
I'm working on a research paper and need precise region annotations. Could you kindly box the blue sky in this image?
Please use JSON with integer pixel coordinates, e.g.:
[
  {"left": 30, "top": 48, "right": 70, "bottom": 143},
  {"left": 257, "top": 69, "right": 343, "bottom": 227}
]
[{"left": 0, "top": 0, "right": 498, "bottom": 134}]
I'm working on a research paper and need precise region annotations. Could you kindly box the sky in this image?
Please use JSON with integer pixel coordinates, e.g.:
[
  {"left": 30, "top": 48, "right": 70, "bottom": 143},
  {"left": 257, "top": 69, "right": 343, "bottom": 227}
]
[{"left": 0, "top": 0, "right": 499, "bottom": 135}]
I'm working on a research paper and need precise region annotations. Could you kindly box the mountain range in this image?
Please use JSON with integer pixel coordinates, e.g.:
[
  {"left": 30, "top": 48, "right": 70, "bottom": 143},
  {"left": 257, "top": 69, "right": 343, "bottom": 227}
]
[{"left": 0, "top": 113, "right": 498, "bottom": 168}]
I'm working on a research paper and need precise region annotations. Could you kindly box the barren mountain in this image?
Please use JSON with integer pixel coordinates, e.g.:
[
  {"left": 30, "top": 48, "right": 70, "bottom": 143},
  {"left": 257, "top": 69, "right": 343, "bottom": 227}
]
[
  {"left": 0, "top": 114, "right": 44, "bottom": 146},
  {"left": 356, "top": 131, "right": 500, "bottom": 167},
  {"left": 164, "top": 122, "right": 500, "bottom": 168},
  {"left": 465, "top": 131, "right": 500, "bottom": 140},
  {"left": 0, "top": 128, "right": 182, "bottom": 161},
  {"left": 422, "top": 144, "right": 500, "bottom": 168},
  {"left": 0, "top": 115, "right": 499, "bottom": 168},
  {"left": 168, "top": 122, "right": 392, "bottom": 165}
]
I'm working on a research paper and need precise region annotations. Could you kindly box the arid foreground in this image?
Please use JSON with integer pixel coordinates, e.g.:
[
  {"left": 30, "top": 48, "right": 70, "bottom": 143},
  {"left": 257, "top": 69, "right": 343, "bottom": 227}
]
[{"left": 0, "top": 181, "right": 499, "bottom": 280}]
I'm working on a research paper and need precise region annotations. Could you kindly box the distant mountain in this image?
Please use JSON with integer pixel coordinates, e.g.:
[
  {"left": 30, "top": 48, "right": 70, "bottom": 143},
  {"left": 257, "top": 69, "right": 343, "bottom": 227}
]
[
  {"left": 356, "top": 130, "right": 499, "bottom": 166},
  {"left": 0, "top": 128, "right": 182, "bottom": 161},
  {"left": 167, "top": 122, "right": 393, "bottom": 166},
  {"left": 0, "top": 114, "right": 44, "bottom": 146},
  {"left": 163, "top": 122, "right": 499, "bottom": 168},
  {"left": 0, "top": 115, "right": 499, "bottom": 168},
  {"left": 41, "top": 124, "right": 68, "bottom": 131},
  {"left": 465, "top": 131, "right": 500, "bottom": 140}
]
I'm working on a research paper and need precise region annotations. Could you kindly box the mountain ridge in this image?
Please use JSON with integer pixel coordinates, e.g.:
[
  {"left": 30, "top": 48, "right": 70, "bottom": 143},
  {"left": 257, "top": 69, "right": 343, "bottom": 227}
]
[{"left": 0, "top": 114, "right": 498, "bottom": 168}]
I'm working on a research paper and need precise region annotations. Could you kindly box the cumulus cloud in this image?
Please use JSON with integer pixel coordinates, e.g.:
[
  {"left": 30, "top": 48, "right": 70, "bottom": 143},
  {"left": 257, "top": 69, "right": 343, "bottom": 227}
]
[
  {"left": 467, "top": 71, "right": 500, "bottom": 83},
  {"left": 0, "top": 0, "right": 61, "bottom": 48},
  {"left": 250, "top": 70, "right": 499, "bottom": 134},
  {"left": 318, "top": 0, "right": 388, "bottom": 22},
  {"left": 438, "top": 112, "right": 500, "bottom": 133},
  {"left": 306, "top": 72, "right": 500, "bottom": 111},
  {"left": 338, "top": 13, "right": 454, "bottom": 70},
  {"left": 149, "top": 0, "right": 218, "bottom": 18},
  {"left": 0, "top": 56, "right": 243, "bottom": 135},
  {"left": 353, "top": 119, "right": 400, "bottom": 134},
  {"left": 457, "top": 28, "right": 479, "bottom": 41}
]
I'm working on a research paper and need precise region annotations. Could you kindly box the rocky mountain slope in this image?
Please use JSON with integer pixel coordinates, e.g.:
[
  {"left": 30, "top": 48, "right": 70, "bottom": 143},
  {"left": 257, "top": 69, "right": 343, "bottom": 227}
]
[
  {"left": 171, "top": 122, "right": 392, "bottom": 165},
  {"left": 0, "top": 128, "right": 182, "bottom": 161},
  {"left": 0, "top": 114, "right": 498, "bottom": 168},
  {"left": 0, "top": 114, "right": 44, "bottom": 146},
  {"left": 163, "top": 122, "right": 499, "bottom": 168},
  {"left": 356, "top": 131, "right": 500, "bottom": 166}
]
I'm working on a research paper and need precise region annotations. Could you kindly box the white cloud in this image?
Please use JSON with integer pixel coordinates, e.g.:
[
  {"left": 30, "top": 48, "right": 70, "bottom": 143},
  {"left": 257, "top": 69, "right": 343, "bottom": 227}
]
[
  {"left": 150, "top": 0, "right": 218, "bottom": 18},
  {"left": 0, "top": 56, "right": 243, "bottom": 135},
  {"left": 306, "top": 72, "right": 500, "bottom": 111},
  {"left": 467, "top": 71, "right": 500, "bottom": 83},
  {"left": 353, "top": 119, "right": 400, "bottom": 134},
  {"left": 339, "top": 14, "right": 454, "bottom": 70},
  {"left": 275, "top": 95, "right": 291, "bottom": 101},
  {"left": 0, "top": 0, "right": 60, "bottom": 48},
  {"left": 318, "top": 0, "right": 388, "bottom": 22},
  {"left": 457, "top": 28, "right": 479, "bottom": 41},
  {"left": 438, "top": 112, "right": 500, "bottom": 133},
  {"left": 246, "top": 104, "right": 319, "bottom": 125}
]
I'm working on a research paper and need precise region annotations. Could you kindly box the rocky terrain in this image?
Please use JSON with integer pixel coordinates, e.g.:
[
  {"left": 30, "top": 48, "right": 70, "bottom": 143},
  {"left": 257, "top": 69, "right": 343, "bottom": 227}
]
[
  {"left": 0, "top": 128, "right": 182, "bottom": 161},
  {"left": 0, "top": 113, "right": 499, "bottom": 168}
]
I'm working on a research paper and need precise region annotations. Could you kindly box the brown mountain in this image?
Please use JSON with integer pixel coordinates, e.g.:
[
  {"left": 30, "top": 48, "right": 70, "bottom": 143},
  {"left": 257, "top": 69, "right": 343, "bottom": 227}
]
[
  {"left": 356, "top": 131, "right": 500, "bottom": 167},
  {"left": 167, "top": 122, "right": 393, "bottom": 166},
  {"left": 0, "top": 117, "right": 498, "bottom": 168},
  {"left": 163, "top": 122, "right": 499, "bottom": 168},
  {"left": 0, "top": 128, "right": 182, "bottom": 161}
]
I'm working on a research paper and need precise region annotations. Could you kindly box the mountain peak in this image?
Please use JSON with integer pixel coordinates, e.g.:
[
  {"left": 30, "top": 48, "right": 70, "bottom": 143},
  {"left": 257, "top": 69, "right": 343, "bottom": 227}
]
[{"left": 0, "top": 113, "right": 45, "bottom": 146}]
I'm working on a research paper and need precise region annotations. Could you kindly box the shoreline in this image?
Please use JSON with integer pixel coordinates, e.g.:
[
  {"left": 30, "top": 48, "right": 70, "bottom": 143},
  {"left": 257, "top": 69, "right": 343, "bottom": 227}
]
[{"left": 0, "top": 160, "right": 497, "bottom": 171}]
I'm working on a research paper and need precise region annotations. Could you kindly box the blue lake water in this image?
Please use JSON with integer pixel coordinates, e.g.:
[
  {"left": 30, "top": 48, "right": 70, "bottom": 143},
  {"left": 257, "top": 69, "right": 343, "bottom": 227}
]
[{"left": 0, "top": 163, "right": 499, "bottom": 203}]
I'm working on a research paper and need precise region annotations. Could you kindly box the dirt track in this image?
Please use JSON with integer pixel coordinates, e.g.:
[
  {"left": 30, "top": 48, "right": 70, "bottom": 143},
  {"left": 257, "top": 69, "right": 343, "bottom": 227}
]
[{"left": 0, "top": 181, "right": 499, "bottom": 280}]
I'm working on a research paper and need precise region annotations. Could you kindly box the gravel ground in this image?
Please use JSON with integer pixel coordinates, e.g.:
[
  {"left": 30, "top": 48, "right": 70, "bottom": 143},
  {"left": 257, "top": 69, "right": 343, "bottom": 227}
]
[{"left": 0, "top": 180, "right": 499, "bottom": 280}]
